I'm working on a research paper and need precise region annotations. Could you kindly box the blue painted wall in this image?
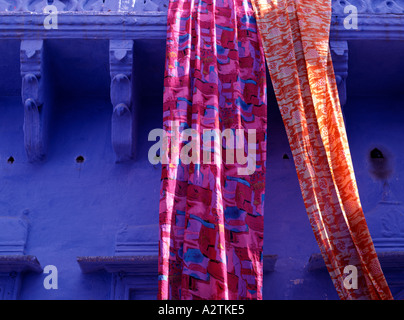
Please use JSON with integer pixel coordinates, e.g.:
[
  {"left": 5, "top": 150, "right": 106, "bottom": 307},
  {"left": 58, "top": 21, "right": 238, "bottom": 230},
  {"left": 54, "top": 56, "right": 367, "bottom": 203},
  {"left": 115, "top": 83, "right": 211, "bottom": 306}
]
[{"left": 0, "top": 38, "right": 403, "bottom": 299}]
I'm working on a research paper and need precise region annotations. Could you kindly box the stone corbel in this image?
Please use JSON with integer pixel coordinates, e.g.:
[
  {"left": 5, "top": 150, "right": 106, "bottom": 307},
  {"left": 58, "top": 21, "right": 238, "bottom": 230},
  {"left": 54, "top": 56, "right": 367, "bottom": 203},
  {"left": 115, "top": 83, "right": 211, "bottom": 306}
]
[
  {"left": 109, "top": 40, "right": 135, "bottom": 162},
  {"left": 330, "top": 41, "right": 349, "bottom": 108},
  {"left": 20, "top": 40, "right": 46, "bottom": 162}
]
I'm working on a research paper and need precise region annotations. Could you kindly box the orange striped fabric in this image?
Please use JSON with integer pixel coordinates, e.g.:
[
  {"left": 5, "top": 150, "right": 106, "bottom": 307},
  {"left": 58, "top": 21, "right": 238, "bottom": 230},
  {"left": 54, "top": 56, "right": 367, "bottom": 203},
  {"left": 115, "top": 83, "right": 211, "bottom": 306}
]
[{"left": 250, "top": 0, "right": 393, "bottom": 299}]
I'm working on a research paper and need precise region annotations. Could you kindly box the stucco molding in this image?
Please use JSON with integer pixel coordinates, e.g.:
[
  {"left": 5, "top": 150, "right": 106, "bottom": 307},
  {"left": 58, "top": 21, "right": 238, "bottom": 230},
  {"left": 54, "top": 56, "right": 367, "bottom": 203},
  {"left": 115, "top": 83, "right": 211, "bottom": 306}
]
[
  {"left": 0, "top": 0, "right": 403, "bottom": 14},
  {"left": 332, "top": 0, "right": 404, "bottom": 15},
  {"left": 77, "top": 254, "right": 276, "bottom": 299},
  {"left": 77, "top": 255, "right": 158, "bottom": 300},
  {"left": 0, "top": 255, "right": 43, "bottom": 273},
  {"left": 20, "top": 40, "right": 46, "bottom": 162},
  {"left": 0, "top": 256, "right": 42, "bottom": 300},
  {"left": 77, "top": 255, "right": 158, "bottom": 274},
  {"left": 0, "top": 213, "right": 29, "bottom": 255},
  {"left": 307, "top": 251, "right": 404, "bottom": 272},
  {"left": 0, "top": 0, "right": 167, "bottom": 13},
  {"left": 114, "top": 224, "right": 159, "bottom": 255},
  {"left": 109, "top": 40, "right": 135, "bottom": 162},
  {"left": 77, "top": 254, "right": 278, "bottom": 274}
]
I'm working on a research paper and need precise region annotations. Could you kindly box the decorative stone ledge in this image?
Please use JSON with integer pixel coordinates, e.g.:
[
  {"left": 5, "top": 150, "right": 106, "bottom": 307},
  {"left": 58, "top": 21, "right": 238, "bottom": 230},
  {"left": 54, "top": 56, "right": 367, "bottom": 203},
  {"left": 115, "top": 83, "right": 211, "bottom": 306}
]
[
  {"left": 109, "top": 39, "right": 135, "bottom": 162},
  {"left": 0, "top": 213, "right": 30, "bottom": 255},
  {"left": 1, "top": 0, "right": 403, "bottom": 14},
  {"left": 0, "top": 0, "right": 402, "bottom": 162},
  {"left": 307, "top": 251, "right": 404, "bottom": 298},
  {"left": 114, "top": 224, "right": 159, "bottom": 256},
  {"left": 0, "top": 255, "right": 42, "bottom": 300},
  {"left": 332, "top": 0, "right": 404, "bottom": 15},
  {"left": 0, "top": 0, "right": 402, "bottom": 40},
  {"left": 78, "top": 224, "right": 159, "bottom": 300},
  {"left": 77, "top": 254, "right": 277, "bottom": 274},
  {"left": 0, "top": 13, "right": 168, "bottom": 40},
  {"left": 21, "top": 39, "right": 46, "bottom": 162},
  {"left": 0, "top": 0, "right": 168, "bottom": 13},
  {"left": 77, "top": 256, "right": 156, "bottom": 300},
  {"left": 263, "top": 254, "right": 278, "bottom": 273},
  {"left": 330, "top": 41, "right": 348, "bottom": 107}
]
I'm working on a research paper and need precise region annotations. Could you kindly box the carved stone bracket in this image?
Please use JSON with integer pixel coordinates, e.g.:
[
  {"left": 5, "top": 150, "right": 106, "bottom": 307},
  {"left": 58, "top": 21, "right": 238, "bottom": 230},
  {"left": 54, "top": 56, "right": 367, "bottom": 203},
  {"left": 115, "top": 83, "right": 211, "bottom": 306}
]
[
  {"left": 109, "top": 40, "right": 134, "bottom": 162},
  {"left": 20, "top": 40, "right": 46, "bottom": 162},
  {"left": 77, "top": 255, "right": 158, "bottom": 274},
  {"left": 330, "top": 41, "right": 348, "bottom": 108}
]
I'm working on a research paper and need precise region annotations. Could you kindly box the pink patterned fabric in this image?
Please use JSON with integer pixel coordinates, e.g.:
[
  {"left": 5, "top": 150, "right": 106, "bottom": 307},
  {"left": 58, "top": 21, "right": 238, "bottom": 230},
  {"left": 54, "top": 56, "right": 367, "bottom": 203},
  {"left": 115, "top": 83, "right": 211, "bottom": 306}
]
[{"left": 158, "top": 0, "right": 267, "bottom": 299}]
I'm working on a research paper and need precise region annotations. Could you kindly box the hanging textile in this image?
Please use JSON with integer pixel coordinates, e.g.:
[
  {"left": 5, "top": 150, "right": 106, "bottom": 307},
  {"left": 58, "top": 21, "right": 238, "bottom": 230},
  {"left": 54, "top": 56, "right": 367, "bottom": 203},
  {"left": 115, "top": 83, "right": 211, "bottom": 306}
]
[
  {"left": 250, "top": 0, "right": 393, "bottom": 299},
  {"left": 158, "top": 0, "right": 267, "bottom": 299}
]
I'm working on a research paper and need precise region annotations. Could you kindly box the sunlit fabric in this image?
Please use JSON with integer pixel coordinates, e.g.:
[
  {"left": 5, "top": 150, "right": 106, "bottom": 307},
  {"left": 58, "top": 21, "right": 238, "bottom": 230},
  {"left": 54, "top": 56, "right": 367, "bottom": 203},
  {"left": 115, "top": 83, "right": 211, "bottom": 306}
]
[
  {"left": 158, "top": 0, "right": 267, "bottom": 299},
  {"left": 250, "top": 0, "right": 393, "bottom": 299}
]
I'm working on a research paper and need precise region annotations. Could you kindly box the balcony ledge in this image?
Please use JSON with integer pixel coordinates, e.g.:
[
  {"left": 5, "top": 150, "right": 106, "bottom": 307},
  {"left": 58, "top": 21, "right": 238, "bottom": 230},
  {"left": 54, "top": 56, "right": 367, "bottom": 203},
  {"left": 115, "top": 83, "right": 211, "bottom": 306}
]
[
  {"left": 307, "top": 251, "right": 404, "bottom": 272},
  {"left": 0, "top": 255, "right": 43, "bottom": 274}
]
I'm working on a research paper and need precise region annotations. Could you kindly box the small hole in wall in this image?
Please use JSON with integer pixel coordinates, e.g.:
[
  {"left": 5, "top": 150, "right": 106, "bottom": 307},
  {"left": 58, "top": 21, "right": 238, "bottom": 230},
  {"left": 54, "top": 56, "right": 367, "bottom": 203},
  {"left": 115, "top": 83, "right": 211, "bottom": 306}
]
[
  {"left": 368, "top": 146, "right": 393, "bottom": 181},
  {"left": 386, "top": 1, "right": 394, "bottom": 7},
  {"left": 370, "top": 148, "right": 384, "bottom": 159},
  {"left": 7, "top": 156, "right": 14, "bottom": 164},
  {"left": 76, "top": 155, "right": 85, "bottom": 163},
  {"left": 283, "top": 154, "right": 290, "bottom": 160},
  {"left": 339, "top": 0, "right": 346, "bottom": 6}
]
